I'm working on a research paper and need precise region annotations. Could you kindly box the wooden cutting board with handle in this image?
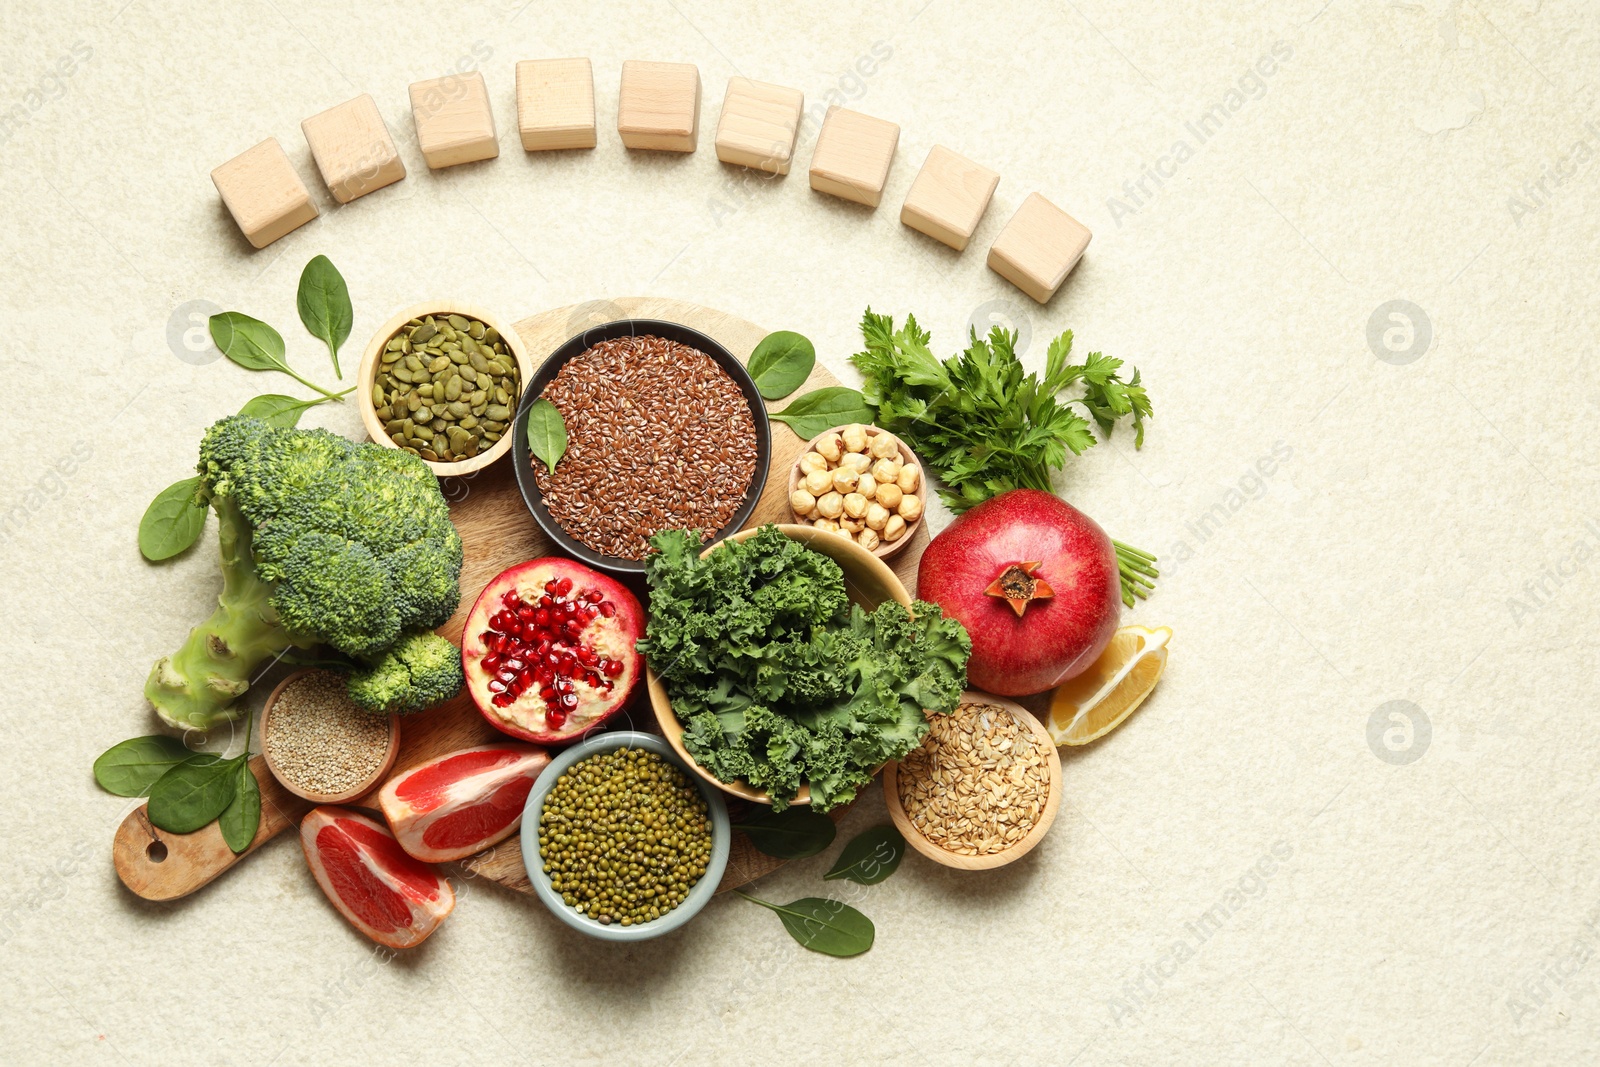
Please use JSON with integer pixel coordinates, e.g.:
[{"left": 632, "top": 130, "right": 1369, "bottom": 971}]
[{"left": 113, "top": 297, "right": 930, "bottom": 902}]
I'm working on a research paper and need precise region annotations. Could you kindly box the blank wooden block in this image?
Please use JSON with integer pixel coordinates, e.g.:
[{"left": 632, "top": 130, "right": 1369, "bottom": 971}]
[
  {"left": 409, "top": 70, "right": 498, "bottom": 169},
  {"left": 210, "top": 137, "right": 318, "bottom": 249},
  {"left": 715, "top": 77, "right": 803, "bottom": 174},
  {"left": 516, "top": 58, "right": 596, "bottom": 151},
  {"left": 808, "top": 106, "right": 899, "bottom": 208},
  {"left": 301, "top": 93, "right": 405, "bottom": 203},
  {"left": 900, "top": 145, "right": 999, "bottom": 251},
  {"left": 618, "top": 60, "right": 700, "bottom": 152},
  {"left": 987, "top": 193, "right": 1093, "bottom": 304}
]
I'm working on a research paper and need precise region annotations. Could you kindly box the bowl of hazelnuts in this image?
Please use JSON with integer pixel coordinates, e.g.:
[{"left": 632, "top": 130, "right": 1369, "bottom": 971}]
[{"left": 787, "top": 423, "right": 925, "bottom": 559}]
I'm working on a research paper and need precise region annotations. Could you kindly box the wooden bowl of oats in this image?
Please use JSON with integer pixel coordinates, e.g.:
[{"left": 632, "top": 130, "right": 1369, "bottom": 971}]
[
  {"left": 883, "top": 691, "right": 1062, "bottom": 870},
  {"left": 357, "top": 301, "right": 535, "bottom": 478}
]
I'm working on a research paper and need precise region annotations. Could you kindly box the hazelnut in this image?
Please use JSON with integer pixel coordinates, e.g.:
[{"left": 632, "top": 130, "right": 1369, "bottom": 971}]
[
  {"left": 799, "top": 451, "right": 828, "bottom": 475},
  {"left": 813, "top": 517, "right": 840, "bottom": 533},
  {"left": 870, "top": 457, "right": 901, "bottom": 484},
  {"left": 883, "top": 515, "right": 907, "bottom": 541},
  {"left": 840, "top": 452, "right": 872, "bottom": 474},
  {"left": 790, "top": 489, "right": 817, "bottom": 517},
  {"left": 814, "top": 433, "right": 844, "bottom": 463},
  {"left": 875, "top": 483, "right": 903, "bottom": 510},
  {"left": 897, "top": 464, "right": 919, "bottom": 493},
  {"left": 855, "top": 473, "right": 876, "bottom": 500},
  {"left": 869, "top": 433, "right": 899, "bottom": 459},
  {"left": 842, "top": 424, "right": 869, "bottom": 453},
  {"left": 804, "top": 468, "right": 833, "bottom": 496},
  {"left": 832, "top": 466, "right": 860, "bottom": 494},
  {"left": 865, "top": 502, "right": 890, "bottom": 530},
  {"left": 840, "top": 517, "right": 864, "bottom": 534},
  {"left": 898, "top": 494, "right": 922, "bottom": 522},
  {"left": 816, "top": 491, "right": 845, "bottom": 519},
  {"left": 843, "top": 492, "right": 868, "bottom": 518},
  {"left": 857, "top": 527, "right": 881, "bottom": 551}
]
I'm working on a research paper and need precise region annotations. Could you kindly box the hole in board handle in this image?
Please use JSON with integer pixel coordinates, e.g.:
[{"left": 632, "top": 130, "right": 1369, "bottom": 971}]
[{"left": 146, "top": 841, "right": 168, "bottom": 863}]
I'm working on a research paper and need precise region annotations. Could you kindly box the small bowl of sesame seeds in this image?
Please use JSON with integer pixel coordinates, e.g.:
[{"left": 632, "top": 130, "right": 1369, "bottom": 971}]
[
  {"left": 511, "top": 319, "right": 771, "bottom": 574},
  {"left": 883, "top": 691, "right": 1062, "bottom": 870},
  {"left": 260, "top": 669, "right": 401, "bottom": 804}
]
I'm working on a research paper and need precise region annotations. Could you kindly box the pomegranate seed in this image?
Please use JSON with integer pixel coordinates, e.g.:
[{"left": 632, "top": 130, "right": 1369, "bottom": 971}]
[
  {"left": 560, "top": 692, "right": 578, "bottom": 709},
  {"left": 555, "top": 577, "right": 573, "bottom": 595},
  {"left": 503, "top": 657, "right": 523, "bottom": 671},
  {"left": 483, "top": 653, "right": 502, "bottom": 671},
  {"left": 577, "top": 648, "right": 597, "bottom": 666},
  {"left": 487, "top": 677, "right": 507, "bottom": 693},
  {"left": 539, "top": 685, "right": 556, "bottom": 701},
  {"left": 534, "top": 666, "right": 553, "bottom": 684},
  {"left": 603, "top": 659, "right": 624, "bottom": 677},
  {"left": 584, "top": 589, "right": 603, "bottom": 603},
  {"left": 598, "top": 602, "right": 616, "bottom": 618},
  {"left": 534, "top": 608, "right": 551, "bottom": 626},
  {"left": 547, "top": 708, "right": 567, "bottom": 728},
  {"left": 584, "top": 671, "right": 602, "bottom": 687},
  {"left": 544, "top": 578, "right": 560, "bottom": 593},
  {"left": 492, "top": 693, "right": 513, "bottom": 707}
]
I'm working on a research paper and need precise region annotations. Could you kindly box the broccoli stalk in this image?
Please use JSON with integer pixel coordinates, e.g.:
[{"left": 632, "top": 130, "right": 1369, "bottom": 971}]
[{"left": 145, "top": 416, "right": 466, "bottom": 730}]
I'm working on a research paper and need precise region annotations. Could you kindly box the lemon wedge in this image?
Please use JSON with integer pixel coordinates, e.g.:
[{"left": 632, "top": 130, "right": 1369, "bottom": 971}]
[{"left": 1047, "top": 625, "right": 1171, "bottom": 746}]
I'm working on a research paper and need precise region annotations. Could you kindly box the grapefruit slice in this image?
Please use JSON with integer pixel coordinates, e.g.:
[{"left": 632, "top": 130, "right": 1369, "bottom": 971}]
[
  {"left": 378, "top": 743, "right": 549, "bottom": 863},
  {"left": 1047, "top": 624, "right": 1171, "bottom": 746},
  {"left": 300, "top": 807, "right": 455, "bottom": 949}
]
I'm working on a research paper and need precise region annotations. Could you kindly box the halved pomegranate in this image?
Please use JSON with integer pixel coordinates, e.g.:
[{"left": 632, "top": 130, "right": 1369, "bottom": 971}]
[
  {"left": 378, "top": 744, "right": 550, "bottom": 863},
  {"left": 299, "top": 807, "right": 455, "bottom": 949},
  {"left": 461, "top": 558, "right": 644, "bottom": 744}
]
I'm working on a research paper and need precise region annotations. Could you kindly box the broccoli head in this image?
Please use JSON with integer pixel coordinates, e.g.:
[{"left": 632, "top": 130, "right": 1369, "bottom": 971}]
[{"left": 145, "top": 416, "right": 465, "bottom": 729}]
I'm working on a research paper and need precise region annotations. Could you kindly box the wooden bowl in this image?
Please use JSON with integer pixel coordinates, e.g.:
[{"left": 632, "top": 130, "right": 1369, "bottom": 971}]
[
  {"left": 356, "top": 301, "right": 536, "bottom": 478},
  {"left": 647, "top": 523, "right": 911, "bottom": 806},
  {"left": 883, "top": 691, "right": 1062, "bottom": 870},
  {"left": 786, "top": 424, "right": 924, "bottom": 560},
  {"left": 259, "top": 669, "right": 401, "bottom": 804}
]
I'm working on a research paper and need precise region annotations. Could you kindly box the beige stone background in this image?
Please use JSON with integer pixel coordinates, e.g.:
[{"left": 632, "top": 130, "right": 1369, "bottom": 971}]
[{"left": 2, "top": 0, "right": 1596, "bottom": 1063}]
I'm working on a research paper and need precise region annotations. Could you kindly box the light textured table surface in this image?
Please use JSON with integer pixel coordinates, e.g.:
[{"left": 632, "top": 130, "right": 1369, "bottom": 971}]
[{"left": 3, "top": 1, "right": 1596, "bottom": 1064}]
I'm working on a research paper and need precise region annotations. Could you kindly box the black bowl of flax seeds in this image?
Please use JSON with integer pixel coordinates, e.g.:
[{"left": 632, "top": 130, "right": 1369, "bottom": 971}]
[{"left": 511, "top": 319, "right": 772, "bottom": 573}]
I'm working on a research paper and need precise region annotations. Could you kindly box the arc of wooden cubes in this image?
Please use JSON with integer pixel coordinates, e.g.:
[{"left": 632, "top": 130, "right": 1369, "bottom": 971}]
[{"left": 210, "top": 59, "right": 1090, "bottom": 304}]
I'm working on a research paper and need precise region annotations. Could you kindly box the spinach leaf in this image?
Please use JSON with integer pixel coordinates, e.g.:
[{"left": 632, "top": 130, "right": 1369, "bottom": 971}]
[
  {"left": 209, "top": 312, "right": 347, "bottom": 401},
  {"left": 732, "top": 805, "right": 836, "bottom": 858},
  {"left": 93, "top": 735, "right": 193, "bottom": 797},
  {"left": 823, "top": 824, "right": 905, "bottom": 884},
  {"left": 769, "top": 386, "right": 877, "bottom": 440},
  {"left": 748, "top": 330, "right": 816, "bottom": 401},
  {"left": 146, "top": 754, "right": 239, "bottom": 834},
  {"left": 738, "top": 893, "right": 875, "bottom": 957},
  {"left": 525, "top": 398, "right": 567, "bottom": 472},
  {"left": 237, "top": 393, "right": 330, "bottom": 428},
  {"left": 296, "top": 255, "right": 353, "bottom": 379},
  {"left": 138, "top": 477, "right": 208, "bottom": 561},
  {"left": 218, "top": 759, "right": 261, "bottom": 853}
]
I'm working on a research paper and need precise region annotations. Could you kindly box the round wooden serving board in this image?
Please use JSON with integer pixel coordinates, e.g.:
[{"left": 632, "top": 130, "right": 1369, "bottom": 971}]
[{"left": 113, "top": 296, "right": 929, "bottom": 903}]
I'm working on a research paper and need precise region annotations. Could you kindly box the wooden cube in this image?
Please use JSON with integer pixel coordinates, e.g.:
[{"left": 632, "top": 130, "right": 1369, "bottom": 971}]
[
  {"left": 516, "top": 58, "right": 596, "bottom": 151},
  {"left": 900, "top": 145, "right": 999, "bottom": 251},
  {"left": 618, "top": 61, "right": 700, "bottom": 152},
  {"left": 808, "top": 106, "right": 899, "bottom": 207},
  {"left": 715, "top": 77, "right": 803, "bottom": 174},
  {"left": 301, "top": 93, "right": 405, "bottom": 203},
  {"left": 210, "top": 137, "right": 318, "bottom": 249},
  {"left": 987, "top": 194, "right": 1093, "bottom": 303},
  {"left": 409, "top": 70, "right": 498, "bottom": 169}
]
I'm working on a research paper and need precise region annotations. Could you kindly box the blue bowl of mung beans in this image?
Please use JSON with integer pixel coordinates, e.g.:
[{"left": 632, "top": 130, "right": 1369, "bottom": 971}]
[{"left": 521, "top": 730, "right": 730, "bottom": 941}]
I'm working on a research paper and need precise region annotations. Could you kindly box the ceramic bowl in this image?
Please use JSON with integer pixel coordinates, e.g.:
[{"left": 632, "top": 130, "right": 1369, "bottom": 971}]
[
  {"left": 510, "top": 318, "right": 772, "bottom": 575},
  {"left": 786, "top": 424, "right": 924, "bottom": 559},
  {"left": 647, "top": 523, "right": 912, "bottom": 806},
  {"left": 883, "top": 691, "right": 1062, "bottom": 870},
  {"left": 356, "top": 301, "right": 536, "bottom": 478},
  {"left": 259, "top": 668, "right": 400, "bottom": 804},
  {"left": 520, "top": 731, "right": 730, "bottom": 941}
]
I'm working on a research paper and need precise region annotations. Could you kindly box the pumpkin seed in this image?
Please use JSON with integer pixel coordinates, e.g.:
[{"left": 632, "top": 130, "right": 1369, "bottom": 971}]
[
  {"left": 485, "top": 404, "right": 509, "bottom": 420},
  {"left": 445, "top": 378, "right": 462, "bottom": 402},
  {"left": 410, "top": 323, "right": 437, "bottom": 343},
  {"left": 468, "top": 320, "right": 485, "bottom": 339}
]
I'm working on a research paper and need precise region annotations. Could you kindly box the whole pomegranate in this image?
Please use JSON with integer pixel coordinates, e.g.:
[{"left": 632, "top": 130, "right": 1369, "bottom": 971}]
[
  {"left": 462, "top": 558, "right": 644, "bottom": 744},
  {"left": 917, "top": 489, "right": 1121, "bottom": 696}
]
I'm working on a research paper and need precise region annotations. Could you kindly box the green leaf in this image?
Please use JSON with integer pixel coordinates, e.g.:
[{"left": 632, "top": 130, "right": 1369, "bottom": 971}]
[
  {"left": 747, "top": 330, "right": 816, "bottom": 400},
  {"left": 524, "top": 398, "right": 567, "bottom": 472},
  {"left": 738, "top": 893, "right": 875, "bottom": 957},
  {"left": 823, "top": 824, "right": 905, "bottom": 884},
  {"left": 237, "top": 393, "right": 330, "bottom": 428},
  {"left": 296, "top": 255, "right": 353, "bottom": 379},
  {"left": 209, "top": 311, "right": 345, "bottom": 401},
  {"left": 769, "top": 387, "right": 877, "bottom": 441},
  {"left": 731, "top": 806, "right": 836, "bottom": 859},
  {"left": 92, "top": 736, "right": 192, "bottom": 797},
  {"left": 138, "top": 477, "right": 207, "bottom": 562},
  {"left": 218, "top": 759, "right": 261, "bottom": 853},
  {"left": 146, "top": 754, "right": 239, "bottom": 834}
]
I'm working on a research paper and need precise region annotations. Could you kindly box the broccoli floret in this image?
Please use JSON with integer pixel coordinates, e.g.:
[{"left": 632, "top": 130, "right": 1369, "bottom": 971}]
[
  {"left": 346, "top": 632, "right": 464, "bottom": 715},
  {"left": 145, "top": 416, "right": 465, "bottom": 729}
]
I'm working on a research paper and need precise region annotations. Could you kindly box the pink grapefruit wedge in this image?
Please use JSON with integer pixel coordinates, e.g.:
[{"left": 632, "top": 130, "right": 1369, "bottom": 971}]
[
  {"left": 378, "top": 743, "right": 549, "bottom": 863},
  {"left": 300, "top": 807, "right": 455, "bottom": 949}
]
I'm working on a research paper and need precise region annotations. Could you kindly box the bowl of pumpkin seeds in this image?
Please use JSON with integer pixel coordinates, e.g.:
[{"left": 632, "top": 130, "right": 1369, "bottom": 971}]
[{"left": 357, "top": 301, "right": 534, "bottom": 476}]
